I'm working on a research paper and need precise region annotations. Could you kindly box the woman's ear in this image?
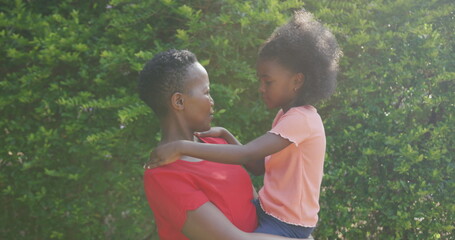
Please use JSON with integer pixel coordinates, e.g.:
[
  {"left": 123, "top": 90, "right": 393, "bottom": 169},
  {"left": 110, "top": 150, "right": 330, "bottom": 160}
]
[{"left": 171, "top": 92, "right": 185, "bottom": 111}]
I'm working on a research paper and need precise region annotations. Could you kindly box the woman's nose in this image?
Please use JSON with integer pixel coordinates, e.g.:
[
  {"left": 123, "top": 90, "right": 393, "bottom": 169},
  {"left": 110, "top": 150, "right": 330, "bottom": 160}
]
[
  {"left": 209, "top": 95, "right": 214, "bottom": 105},
  {"left": 258, "top": 83, "right": 265, "bottom": 93}
]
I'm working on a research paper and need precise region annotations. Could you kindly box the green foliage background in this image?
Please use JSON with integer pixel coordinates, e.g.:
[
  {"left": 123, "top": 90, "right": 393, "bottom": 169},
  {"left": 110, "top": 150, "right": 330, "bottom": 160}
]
[{"left": 1, "top": 0, "right": 453, "bottom": 239}]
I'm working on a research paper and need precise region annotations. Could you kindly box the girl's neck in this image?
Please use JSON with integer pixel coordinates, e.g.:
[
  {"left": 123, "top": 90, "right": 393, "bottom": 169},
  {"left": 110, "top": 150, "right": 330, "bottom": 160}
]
[
  {"left": 282, "top": 102, "right": 308, "bottom": 113},
  {"left": 282, "top": 106, "right": 292, "bottom": 113},
  {"left": 281, "top": 101, "right": 297, "bottom": 113}
]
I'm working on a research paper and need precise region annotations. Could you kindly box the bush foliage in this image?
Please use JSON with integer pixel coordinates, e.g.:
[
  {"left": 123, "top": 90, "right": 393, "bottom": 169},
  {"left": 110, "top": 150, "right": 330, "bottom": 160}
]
[{"left": 1, "top": 0, "right": 453, "bottom": 239}]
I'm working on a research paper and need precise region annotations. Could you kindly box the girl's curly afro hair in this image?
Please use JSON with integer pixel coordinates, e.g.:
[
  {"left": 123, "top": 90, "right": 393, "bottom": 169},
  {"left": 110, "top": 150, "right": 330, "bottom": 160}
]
[{"left": 259, "top": 10, "right": 342, "bottom": 106}]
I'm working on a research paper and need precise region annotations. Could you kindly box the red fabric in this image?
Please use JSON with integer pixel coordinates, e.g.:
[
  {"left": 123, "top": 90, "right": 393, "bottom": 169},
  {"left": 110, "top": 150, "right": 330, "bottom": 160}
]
[{"left": 144, "top": 137, "right": 257, "bottom": 240}]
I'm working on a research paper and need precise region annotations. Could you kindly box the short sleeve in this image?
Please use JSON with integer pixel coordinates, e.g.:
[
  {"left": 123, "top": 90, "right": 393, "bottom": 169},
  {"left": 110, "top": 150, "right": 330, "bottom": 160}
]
[
  {"left": 268, "top": 110, "right": 310, "bottom": 146},
  {"left": 143, "top": 169, "right": 209, "bottom": 232}
]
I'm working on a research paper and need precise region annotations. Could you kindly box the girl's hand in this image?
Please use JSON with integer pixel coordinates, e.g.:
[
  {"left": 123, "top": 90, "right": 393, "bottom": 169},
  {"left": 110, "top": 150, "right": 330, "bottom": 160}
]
[
  {"left": 195, "top": 127, "right": 242, "bottom": 145},
  {"left": 144, "top": 141, "right": 183, "bottom": 169},
  {"left": 194, "top": 127, "right": 227, "bottom": 138}
]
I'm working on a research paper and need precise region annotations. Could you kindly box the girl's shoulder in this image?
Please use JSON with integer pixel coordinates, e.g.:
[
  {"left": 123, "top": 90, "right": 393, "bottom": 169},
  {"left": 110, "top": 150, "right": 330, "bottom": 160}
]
[
  {"left": 281, "top": 105, "right": 322, "bottom": 125},
  {"left": 273, "top": 105, "right": 320, "bottom": 127},
  {"left": 286, "top": 105, "right": 317, "bottom": 116}
]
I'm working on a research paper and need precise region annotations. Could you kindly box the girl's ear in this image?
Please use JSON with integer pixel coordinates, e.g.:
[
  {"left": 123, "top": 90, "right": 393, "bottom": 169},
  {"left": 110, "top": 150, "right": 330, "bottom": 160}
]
[
  {"left": 171, "top": 92, "right": 185, "bottom": 111},
  {"left": 294, "top": 73, "right": 305, "bottom": 91}
]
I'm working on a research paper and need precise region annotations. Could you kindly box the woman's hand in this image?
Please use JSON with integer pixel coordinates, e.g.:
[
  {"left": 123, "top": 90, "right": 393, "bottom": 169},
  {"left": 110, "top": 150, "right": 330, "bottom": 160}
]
[{"left": 144, "top": 141, "right": 183, "bottom": 169}]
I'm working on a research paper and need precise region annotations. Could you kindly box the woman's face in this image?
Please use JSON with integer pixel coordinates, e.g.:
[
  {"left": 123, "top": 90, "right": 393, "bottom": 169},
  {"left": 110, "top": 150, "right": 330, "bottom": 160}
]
[
  {"left": 182, "top": 62, "right": 214, "bottom": 132},
  {"left": 256, "top": 59, "right": 299, "bottom": 109}
]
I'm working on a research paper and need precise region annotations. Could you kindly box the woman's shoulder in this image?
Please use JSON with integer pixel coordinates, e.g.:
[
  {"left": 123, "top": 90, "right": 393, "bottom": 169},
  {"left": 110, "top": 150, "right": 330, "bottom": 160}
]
[
  {"left": 143, "top": 161, "right": 203, "bottom": 189},
  {"left": 145, "top": 137, "right": 228, "bottom": 174},
  {"left": 199, "top": 137, "right": 228, "bottom": 145},
  {"left": 143, "top": 163, "right": 183, "bottom": 179}
]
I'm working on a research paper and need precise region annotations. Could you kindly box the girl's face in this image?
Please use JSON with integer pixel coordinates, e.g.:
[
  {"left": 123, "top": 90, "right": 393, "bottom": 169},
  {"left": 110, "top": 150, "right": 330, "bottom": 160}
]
[
  {"left": 256, "top": 59, "right": 302, "bottom": 110},
  {"left": 181, "top": 62, "right": 215, "bottom": 132}
]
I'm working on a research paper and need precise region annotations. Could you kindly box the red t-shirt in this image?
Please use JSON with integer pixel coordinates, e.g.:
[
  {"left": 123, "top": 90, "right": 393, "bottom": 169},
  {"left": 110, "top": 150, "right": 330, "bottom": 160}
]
[{"left": 143, "top": 137, "right": 257, "bottom": 240}]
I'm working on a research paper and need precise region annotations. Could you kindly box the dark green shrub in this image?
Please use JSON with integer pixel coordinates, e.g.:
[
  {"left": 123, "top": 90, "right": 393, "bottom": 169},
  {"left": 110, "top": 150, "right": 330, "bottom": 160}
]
[
  {"left": 310, "top": 1, "right": 454, "bottom": 239},
  {"left": 0, "top": 0, "right": 301, "bottom": 239}
]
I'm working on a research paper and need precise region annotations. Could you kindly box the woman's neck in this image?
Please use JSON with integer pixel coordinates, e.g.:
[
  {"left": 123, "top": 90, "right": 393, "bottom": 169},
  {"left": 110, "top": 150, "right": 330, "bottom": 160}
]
[
  {"left": 160, "top": 128, "right": 195, "bottom": 144},
  {"left": 159, "top": 118, "right": 203, "bottom": 162},
  {"left": 159, "top": 116, "right": 197, "bottom": 144}
]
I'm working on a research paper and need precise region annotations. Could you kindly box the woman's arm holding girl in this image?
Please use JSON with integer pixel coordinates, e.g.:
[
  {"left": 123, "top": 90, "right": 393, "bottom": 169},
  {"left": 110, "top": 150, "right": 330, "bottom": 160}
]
[{"left": 183, "top": 201, "right": 307, "bottom": 240}]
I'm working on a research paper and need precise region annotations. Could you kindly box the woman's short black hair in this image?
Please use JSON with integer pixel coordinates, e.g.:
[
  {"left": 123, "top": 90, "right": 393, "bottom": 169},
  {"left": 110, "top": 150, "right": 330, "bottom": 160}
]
[
  {"left": 138, "top": 49, "right": 198, "bottom": 117},
  {"left": 259, "top": 10, "right": 342, "bottom": 106}
]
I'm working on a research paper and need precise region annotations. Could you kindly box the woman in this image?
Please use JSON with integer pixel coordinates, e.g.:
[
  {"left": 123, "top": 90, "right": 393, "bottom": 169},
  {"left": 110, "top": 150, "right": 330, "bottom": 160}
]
[{"left": 139, "top": 49, "right": 308, "bottom": 240}]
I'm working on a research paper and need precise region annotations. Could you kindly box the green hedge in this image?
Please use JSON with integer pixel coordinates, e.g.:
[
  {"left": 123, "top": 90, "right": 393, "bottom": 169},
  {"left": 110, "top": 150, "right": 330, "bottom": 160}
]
[
  {"left": 311, "top": 1, "right": 454, "bottom": 239},
  {"left": 1, "top": 0, "right": 453, "bottom": 239}
]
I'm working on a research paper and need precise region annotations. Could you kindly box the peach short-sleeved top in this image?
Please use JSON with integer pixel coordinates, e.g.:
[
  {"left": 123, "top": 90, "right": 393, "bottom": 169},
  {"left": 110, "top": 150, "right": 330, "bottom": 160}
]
[{"left": 258, "top": 105, "right": 325, "bottom": 227}]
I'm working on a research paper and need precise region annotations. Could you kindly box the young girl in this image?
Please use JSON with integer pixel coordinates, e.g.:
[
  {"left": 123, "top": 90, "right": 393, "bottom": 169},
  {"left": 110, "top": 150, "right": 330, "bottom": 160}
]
[{"left": 146, "top": 10, "right": 341, "bottom": 238}]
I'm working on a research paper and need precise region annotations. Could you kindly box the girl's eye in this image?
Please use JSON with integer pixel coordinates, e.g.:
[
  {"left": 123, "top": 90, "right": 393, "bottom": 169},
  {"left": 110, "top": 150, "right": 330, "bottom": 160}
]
[{"left": 265, "top": 81, "right": 272, "bottom": 86}]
